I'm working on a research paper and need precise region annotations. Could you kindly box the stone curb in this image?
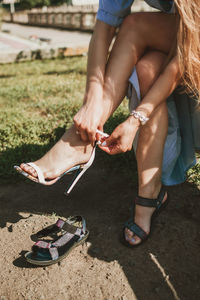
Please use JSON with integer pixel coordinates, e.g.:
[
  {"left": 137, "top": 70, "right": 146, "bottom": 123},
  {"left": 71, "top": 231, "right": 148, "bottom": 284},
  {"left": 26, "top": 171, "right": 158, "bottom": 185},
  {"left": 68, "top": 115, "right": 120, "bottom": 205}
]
[
  {"left": 0, "top": 45, "right": 88, "bottom": 64},
  {"left": 0, "top": 32, "right": 89, "bottom": 63}
]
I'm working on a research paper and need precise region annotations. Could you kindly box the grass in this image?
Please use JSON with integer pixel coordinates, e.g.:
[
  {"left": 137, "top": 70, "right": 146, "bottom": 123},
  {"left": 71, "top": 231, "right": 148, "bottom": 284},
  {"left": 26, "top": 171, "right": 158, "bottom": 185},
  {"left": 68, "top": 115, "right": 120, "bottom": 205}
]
[
  {"left": 187, "top": 153, "right": 200, "bottom": 187},
  {"left": 0, "top": 56, "right": 199, "bottom": 188},
  {"left": 0, "top": 58, "right": 85, "bottom": 181},
  {"left": 0, "top": 57, "right": 137, "bottom": 184}
]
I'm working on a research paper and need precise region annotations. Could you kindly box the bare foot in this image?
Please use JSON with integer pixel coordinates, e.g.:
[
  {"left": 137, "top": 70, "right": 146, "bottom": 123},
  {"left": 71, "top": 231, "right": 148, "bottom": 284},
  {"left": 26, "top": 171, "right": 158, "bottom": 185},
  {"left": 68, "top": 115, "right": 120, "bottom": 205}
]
[
  {"left": 20, "top": 125, "right": 93, "bottom": 180},
  {"left": 124, "top": 188, "right": 168, "bottom": 245}
]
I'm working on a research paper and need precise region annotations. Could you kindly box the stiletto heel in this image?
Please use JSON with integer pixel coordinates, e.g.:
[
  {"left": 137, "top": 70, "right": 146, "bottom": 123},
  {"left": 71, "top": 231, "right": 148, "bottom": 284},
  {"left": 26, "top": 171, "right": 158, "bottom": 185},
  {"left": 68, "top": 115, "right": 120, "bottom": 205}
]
[
  {"left": 14, "top": 130, "right": 109, "bottom": 194},
  {"left": 64, "top": 145, "right": 96, "bottom": 195}
]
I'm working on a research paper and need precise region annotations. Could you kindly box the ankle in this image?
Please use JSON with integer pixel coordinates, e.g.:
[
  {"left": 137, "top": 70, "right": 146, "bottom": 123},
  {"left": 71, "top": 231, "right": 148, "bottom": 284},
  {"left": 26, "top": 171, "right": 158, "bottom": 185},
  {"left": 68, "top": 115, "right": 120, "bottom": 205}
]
[
  {"left": 135, "top": 204, "right": 155, "bottom": 217},
  {"left": 138, "top": 182, "right": 162, "bottom": 199}
]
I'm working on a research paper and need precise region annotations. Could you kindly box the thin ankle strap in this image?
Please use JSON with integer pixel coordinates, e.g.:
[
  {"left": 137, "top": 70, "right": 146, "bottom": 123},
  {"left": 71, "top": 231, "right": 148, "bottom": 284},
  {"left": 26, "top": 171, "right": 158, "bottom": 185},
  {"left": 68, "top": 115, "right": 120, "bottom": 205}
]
[
  {"left": 135, "top": 186, "right": 166, "bottom": 208},
  {"left": 27, "top": 162, "right": 46, "bottom": 184}
]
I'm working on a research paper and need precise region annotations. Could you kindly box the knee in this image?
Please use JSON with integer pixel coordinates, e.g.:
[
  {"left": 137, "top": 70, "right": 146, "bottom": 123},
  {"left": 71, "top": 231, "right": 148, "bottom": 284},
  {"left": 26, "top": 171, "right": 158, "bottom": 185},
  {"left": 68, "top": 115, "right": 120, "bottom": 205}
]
[
  {"left": 136, "top": 59, "right": 156, "bottom": 97},
  {"left": 136, "top": 52, "right": 167, "bottom": 97},
  {"left": 136, "top": 60, "right": 155, "bottom": 87}
]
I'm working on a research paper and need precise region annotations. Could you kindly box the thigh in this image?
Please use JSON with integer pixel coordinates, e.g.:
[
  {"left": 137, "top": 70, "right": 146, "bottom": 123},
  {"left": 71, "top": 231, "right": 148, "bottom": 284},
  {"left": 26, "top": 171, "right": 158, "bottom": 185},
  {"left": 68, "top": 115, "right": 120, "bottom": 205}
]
[{"left": 125, "top": 12, "right": 177, "bottom": 54}]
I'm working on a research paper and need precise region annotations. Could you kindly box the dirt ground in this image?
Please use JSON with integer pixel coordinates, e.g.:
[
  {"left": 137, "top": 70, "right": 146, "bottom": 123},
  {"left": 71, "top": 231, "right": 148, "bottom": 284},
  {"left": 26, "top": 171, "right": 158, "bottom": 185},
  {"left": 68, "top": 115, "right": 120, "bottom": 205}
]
[{"left": 0, "top": 158, "right": 200, "bottom": 300}]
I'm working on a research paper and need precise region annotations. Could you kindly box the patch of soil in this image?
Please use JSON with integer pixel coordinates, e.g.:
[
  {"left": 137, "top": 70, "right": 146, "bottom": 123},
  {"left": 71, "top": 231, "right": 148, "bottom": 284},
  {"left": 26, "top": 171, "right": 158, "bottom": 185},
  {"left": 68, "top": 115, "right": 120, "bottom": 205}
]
[{"left": 0, "top": 161, "right": 200, "bottom": 300}]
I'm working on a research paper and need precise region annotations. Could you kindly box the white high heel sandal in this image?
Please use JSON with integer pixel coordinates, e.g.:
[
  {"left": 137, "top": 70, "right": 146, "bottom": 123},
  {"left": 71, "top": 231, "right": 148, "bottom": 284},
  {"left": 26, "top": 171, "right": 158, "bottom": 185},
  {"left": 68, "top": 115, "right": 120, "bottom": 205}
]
[{"left": 14, "top": 130, "right": 109, "bottom": 195}]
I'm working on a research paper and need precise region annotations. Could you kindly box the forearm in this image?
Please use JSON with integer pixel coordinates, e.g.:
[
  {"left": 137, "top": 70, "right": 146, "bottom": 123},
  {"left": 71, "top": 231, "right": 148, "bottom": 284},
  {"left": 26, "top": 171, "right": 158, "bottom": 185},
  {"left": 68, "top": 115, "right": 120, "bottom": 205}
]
[
  {"left": 73, "top": 20, "right": 116, "bottom": 142},
  {"left": 84, "top": 20, "right": 116, "bottom": 104}
]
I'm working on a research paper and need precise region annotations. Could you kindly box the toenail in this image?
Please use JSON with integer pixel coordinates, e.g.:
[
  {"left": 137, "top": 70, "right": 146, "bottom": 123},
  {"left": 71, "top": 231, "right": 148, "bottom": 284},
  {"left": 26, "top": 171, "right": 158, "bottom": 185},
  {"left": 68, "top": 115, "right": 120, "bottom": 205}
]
[{"left": 126, "top": 235, "right": 135, "bottom": 243}]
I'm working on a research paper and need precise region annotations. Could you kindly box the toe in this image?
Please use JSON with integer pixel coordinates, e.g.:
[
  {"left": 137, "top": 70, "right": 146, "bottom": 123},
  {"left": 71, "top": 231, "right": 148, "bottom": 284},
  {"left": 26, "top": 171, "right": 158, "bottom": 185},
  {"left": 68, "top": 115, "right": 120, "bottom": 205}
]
[
  {"left": 20, "top": 163, "right": 38, "bottom": 177},
  {"left": 125, "top": 228, "right": 133, "bottom": 240},
  {"left": 124, "top": 228, "right": 141, "bottom": 246}
]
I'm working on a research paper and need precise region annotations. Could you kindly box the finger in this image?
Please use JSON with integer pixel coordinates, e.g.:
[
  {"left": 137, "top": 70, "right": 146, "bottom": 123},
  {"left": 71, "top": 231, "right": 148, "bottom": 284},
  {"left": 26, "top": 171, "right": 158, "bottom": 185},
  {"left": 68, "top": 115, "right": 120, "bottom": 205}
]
[
  {"left": 73, "top": 120, "right": 81, "bottom": 135},
  {"left": 108, "top": 147, "right": 123, "bottom": 155},
  {"left": 79, "top": 128, "right": 89, "bottom": 142},
  {"left": 99, "top": 142, "right": 122, "bottom": 155},
  {"left": 98, "top": 136, "right": 106, "bottom": 145},
  {"left": 98, "top": 125, "right": 104, "bottom": 132},
  {"left": 96, "top": 132, "right": 101, "bottom": 142},
  {"left": 99, "top": 146, "right": 122, "bottom": 155},
  {"left": 88, "top": 130, "right": 96, "bottom": 146},
  {"left": 107, "top": 143, "right": 123, "bottom": 155},
  {"left": 73, "top": 115, "right": 80, "bottom": 128},
  {"left": 98, "top": 144, "right": 113, "bottom": 154},
  {"left": 100, "top": 135, "right": 117, "bottom": 147},
  {"left": 96, "top": 128, "right": 102, "bottom": 142},
  {"left": 96, "top": 130, "right": 109, "bottom": 144}
]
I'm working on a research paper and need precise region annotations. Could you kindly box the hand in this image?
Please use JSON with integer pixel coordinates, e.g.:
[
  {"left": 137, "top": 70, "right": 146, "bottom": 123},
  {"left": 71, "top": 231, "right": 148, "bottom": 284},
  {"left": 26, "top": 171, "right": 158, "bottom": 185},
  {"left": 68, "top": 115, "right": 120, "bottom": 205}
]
[
  {"left": 73, "top": 99, "right": 104, "bottom": 144},
  {"left": 99, "top": 117, "right": 140, "bottom": 155}
]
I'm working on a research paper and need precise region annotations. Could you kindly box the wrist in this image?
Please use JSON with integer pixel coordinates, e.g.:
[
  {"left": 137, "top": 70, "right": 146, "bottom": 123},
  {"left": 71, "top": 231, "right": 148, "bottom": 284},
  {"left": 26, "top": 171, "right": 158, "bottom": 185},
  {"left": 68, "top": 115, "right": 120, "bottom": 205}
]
[
  {"left": 129, "top": 110, "right": 149, "bottom": 126},
  {"left": 84, "top": 85, "right": 103, "bottom": 104},
  {"left": 86, "top": 80, "right": 103, "bottom": 94},
  {"left": 127, "top": 115, "right": 141, "bottom": 128}
]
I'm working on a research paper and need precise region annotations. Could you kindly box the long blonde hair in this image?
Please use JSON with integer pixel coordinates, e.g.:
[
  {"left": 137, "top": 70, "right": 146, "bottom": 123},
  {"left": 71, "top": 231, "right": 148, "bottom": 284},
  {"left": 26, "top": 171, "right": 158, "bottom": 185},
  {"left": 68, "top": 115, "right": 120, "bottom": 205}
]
[{"left": 174, "top": 0, "right": 200, "bottom": 101}]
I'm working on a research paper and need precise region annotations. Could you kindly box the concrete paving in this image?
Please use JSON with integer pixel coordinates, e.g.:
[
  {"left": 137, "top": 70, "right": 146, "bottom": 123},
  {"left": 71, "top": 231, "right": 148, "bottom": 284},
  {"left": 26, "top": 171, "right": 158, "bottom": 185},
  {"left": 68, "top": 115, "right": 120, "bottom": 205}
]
[{"left": 0, "top": 23, "right": 92, "bottom": 63}]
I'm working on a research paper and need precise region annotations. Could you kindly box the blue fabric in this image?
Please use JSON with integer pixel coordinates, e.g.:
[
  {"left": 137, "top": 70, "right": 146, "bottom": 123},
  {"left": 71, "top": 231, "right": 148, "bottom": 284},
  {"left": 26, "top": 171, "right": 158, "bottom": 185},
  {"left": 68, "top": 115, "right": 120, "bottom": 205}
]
[
  {"left": 97, "top": 0, "right": 174, "bottom": 26},
  {"left": 97, "top": 0, "right": 134, "bottom": 27},
  {"left": 161, "top": 95, "right": 197, "bottom": 185}
]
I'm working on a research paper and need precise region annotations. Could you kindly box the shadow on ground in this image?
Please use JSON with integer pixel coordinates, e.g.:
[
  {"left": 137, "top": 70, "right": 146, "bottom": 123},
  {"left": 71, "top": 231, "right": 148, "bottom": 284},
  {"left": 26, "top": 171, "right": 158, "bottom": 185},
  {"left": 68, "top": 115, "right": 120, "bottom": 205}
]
[
  {"left": 0, "top": 154, "right": 199, "bottom": 300},
  {"left": 0, "top": 111, "right": 200, "bottom": 299}
]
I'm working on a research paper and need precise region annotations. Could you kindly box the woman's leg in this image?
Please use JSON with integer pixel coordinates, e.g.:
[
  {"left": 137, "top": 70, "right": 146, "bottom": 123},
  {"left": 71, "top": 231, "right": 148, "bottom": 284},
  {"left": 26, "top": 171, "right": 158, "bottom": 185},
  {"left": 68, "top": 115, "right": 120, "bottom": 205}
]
[
  {"left": 99, "top": 12, "right": 176, "bottom": 122},
  {"left": 21, "top": 12, "right": 175, "bottom": 179},
  {"left": 124, "top": 51, "right": 169, "bottom": 245}
]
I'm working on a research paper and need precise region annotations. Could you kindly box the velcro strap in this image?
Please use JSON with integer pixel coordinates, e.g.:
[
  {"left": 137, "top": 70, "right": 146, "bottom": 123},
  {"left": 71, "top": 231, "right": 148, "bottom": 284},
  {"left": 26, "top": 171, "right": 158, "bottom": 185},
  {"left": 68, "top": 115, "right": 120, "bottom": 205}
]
[
  {"left": 35, "top": 240, "right": 51, "bottom": 248},
  {"left": 56, "top": 219, "right": 65, "bottom": 228},
  {"left": 135, "top": 186, "right": 166, "bottom": 208},
  {"left": 125, "top": 220, "right": 148, "bottom": 241},
  {"left": 52, "top": 228, "right": 81, "bottom": 247},
  {"left": 49, "top": 247, "right": 59, "bottom": 260},
  {"left": 62, "top": 216, "right": 86, "bottom": 235},
  {"left": 135, "top": 196, "right": 158, "bottom": 207}
]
